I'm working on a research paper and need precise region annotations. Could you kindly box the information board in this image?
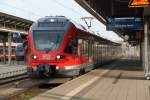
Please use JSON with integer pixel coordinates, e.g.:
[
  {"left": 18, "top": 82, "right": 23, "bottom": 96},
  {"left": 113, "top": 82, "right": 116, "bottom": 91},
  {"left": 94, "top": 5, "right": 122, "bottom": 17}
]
[{"left": 106, "top": 17, "right": 143, "bottom": 30}]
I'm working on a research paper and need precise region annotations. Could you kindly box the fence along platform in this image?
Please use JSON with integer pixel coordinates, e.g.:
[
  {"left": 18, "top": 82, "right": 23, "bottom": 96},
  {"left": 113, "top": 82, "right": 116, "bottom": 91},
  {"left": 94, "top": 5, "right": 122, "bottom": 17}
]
[{"left": 0, "top": 65, "right": 26, "bottom": 79}]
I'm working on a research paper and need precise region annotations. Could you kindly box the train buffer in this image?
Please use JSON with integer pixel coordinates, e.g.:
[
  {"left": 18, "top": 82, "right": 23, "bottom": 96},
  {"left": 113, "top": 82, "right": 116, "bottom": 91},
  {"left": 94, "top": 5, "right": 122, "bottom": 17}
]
[{"left": 31, "top": 58, "right": 150, "bottom": 100}]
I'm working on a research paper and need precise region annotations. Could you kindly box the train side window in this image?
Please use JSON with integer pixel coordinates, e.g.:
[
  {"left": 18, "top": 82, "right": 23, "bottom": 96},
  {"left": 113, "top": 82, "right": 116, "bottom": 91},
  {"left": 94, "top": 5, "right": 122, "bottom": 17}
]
[
  {"left": 64, "top": 41, "right": 73, "bottom": 53},
  {"left": 64, "top": 38, "right": 78, "bottom": 54}
]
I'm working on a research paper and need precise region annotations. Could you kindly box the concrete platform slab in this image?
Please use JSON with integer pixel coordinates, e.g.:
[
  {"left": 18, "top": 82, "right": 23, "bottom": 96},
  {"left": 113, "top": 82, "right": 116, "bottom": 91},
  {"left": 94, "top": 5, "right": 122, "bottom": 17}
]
[{"left": 31, "top": 59, "right": 149, "bottom": 100}]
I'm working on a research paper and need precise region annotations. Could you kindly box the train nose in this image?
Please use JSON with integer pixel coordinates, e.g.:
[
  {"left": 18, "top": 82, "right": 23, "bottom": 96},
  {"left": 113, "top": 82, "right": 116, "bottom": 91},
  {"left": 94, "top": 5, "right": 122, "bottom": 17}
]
[{"left": 38, "top": 64, "right": 52, "bottom": 78}]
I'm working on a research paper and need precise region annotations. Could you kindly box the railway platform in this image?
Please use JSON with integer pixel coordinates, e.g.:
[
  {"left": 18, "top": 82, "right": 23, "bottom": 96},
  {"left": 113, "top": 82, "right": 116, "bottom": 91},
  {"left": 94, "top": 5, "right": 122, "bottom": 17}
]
[
  {"left": 31, "top": 58, "right": 150, "bottom": 100},
  {"left": 0, "top": 64, "right": 26, "bottom": 79}
]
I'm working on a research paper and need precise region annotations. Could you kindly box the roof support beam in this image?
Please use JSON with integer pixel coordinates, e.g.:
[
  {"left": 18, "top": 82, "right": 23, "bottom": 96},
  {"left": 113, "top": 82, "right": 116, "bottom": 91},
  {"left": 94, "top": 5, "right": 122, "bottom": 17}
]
[{"left": 75, "top": 0, "right": 106, "bottom": 25}]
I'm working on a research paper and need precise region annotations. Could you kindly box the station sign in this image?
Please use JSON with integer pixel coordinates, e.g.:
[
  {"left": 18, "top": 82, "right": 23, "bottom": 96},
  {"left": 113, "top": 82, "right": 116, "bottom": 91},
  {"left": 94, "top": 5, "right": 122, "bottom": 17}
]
[
  {"left": 129, "top": 41, "right": 137, "bottom": 46},
  {"left": 128, "top": 0, "right": 150, "bottom": 7},
  {"left": 106, "top": 17, "right": 143, "bottom": 31}
]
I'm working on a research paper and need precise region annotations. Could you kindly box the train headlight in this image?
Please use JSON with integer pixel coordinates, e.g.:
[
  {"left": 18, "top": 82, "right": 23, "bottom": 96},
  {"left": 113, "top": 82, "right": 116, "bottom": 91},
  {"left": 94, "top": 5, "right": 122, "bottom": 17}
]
[
  {"left": 56, "top": 55, "right": 61, "bottom": 59},
  {"left": 56, "top": 66, "right": 59, "bottom": 70},
  {"left": 50, "top": 18, "right": 55, "bottom": 22},
  {"left": 32, "top": 55, "right": 38, "bottom": 59},
  {"left": 56, "top": 55, "right": 65, "bottom": 60}
]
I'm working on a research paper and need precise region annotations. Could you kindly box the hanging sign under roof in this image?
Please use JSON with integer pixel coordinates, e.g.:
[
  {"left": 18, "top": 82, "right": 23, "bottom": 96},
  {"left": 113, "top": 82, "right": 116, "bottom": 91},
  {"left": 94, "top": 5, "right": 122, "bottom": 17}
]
[
  {"left": 128, "top": 0, "right": 150, "bottom": 7},
  {"left": 106, "top": 17, "right": 143, "bottom": 30}
]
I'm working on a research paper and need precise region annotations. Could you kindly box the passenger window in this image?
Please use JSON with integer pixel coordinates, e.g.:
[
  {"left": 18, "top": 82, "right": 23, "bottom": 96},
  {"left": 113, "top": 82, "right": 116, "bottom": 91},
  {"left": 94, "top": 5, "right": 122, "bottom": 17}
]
[
  {"left": 64, "top": 38, "right": 78, "bottom": 54},
  {"left": 64, "top": 42, "right": 73, "bottom": 53}
]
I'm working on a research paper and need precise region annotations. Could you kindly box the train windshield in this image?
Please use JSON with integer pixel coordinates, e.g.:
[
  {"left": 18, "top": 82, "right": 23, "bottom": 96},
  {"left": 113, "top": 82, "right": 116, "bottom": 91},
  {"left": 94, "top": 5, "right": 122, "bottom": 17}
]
[{"left": 33, "top": 30, "right": 65, "bottom": 51}]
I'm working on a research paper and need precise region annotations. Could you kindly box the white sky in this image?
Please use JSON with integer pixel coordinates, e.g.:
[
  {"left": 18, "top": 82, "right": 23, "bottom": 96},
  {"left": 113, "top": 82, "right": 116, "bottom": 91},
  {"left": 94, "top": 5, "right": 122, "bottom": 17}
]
[{"left": 0, "top": 0, "right": 123, "bottom": 43}]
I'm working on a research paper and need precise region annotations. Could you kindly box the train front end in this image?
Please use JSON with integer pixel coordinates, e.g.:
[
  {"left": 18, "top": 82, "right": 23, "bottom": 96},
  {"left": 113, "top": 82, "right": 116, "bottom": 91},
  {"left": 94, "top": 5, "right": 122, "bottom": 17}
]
[{"left": 26, "top": 16, "right": 79, "bottom": 79}]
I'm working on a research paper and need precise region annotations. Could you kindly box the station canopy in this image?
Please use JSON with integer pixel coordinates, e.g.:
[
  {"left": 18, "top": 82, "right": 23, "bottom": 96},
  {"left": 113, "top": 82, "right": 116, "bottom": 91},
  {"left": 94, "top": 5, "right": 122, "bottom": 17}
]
[
  {"left": 75, "top": 0, "right": 144, "bottom": 37},
  {"left": 0, "top": 12, "right": 33, "bottom": 34}
]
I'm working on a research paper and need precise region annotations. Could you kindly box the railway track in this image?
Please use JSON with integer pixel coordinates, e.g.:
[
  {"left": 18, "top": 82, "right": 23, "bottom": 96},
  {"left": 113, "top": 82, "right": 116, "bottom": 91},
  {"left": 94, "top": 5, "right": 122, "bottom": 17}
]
[
  {"left": 0, "top": 76, "right": 71, "bottom": 100},
  {"left": 0, "top": 74, "right": 29, "bottom": 100},
  {"left": 0, "top": 77, "right": 44, "bottom": 100},
  {"left": 3, "top": 83, "right": 61, "bottom": 100},
  {"left": 0, "top": 73, "right": 28, "bottom": 85}
]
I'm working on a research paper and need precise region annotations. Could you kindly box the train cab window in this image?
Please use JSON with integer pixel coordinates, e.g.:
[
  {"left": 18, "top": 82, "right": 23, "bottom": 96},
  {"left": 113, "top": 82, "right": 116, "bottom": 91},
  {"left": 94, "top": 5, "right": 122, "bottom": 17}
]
[{"left": 64, "top": 38, "right": 78, "bottom": 54}]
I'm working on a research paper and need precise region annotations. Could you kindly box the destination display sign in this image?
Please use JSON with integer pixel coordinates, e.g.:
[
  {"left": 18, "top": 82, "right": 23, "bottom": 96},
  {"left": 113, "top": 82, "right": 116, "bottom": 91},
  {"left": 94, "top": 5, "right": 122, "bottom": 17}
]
[{"left": 106, "top": 17, "right": 143, "bottom": 30}]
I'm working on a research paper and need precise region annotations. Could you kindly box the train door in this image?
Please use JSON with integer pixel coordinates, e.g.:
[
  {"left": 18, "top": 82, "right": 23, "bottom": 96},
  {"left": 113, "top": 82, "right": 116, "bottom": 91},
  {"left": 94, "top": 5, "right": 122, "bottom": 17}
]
[
  {"left": 109, "top": 45, "right": 110, "bottom": 60},
  {"left": 100, "top": 44, "right": 102, "bottom": 64},
  {"left": 78, "top": 37, "right": 89, "bottom": 71},
  {"left": 97, "top": 42, "right": 99, "bottom": 65},
  {"left": 88, "top": 39, "right": 93, "bottom": 68},
  {"left": 101, "top": 44, "right": 103, "bottom": 63},
  {"left": 99, "top": 45, "right": 101, "bottom": 65},
  {"left": 103, "top": 44, "right": 106, "bottom": 63},
  {"left": 93, "top": 42, "right": 96, "bottom": 66},
  {"left": 84, "top": 39, "right": 90, "bottom": 71},
  {"left": 101, "top": 44, "right": 103, "bottom": 64},
  {"left": 86, "top": 38, "right": 94, "bottom": 71},
  {"left": 92, "top": 40, "right": 94, "bottom": 67},
  {"left": 97, "top": 45, "right": 99, "bottom": 65},
  {"left": 78, "top": 38, "right": 84, "bottom": 71},
  {"left": 96, "top": 42, "right": 98, "bottom": 65},
  {"left": 95, "top": 42, "right": 98, "bottom": 65},
  {"left": 98, "top": 44, "right": 101, "bottom": 65},
  {"left": 106, "top": 45, "right": 108, "bottom": 62},
  {"left": 71, "top": 37, "right": 78, "bottom": 70}
]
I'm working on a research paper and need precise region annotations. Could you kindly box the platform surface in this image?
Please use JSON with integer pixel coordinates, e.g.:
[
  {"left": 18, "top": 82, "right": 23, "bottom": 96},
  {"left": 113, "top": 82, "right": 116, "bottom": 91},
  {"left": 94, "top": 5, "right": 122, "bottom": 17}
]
[
  {"left": 0, "top": 64, "right": 26, "bottom": 79},
  {"left": 32, "top": 59, "right": 150, "bottom": 100}
]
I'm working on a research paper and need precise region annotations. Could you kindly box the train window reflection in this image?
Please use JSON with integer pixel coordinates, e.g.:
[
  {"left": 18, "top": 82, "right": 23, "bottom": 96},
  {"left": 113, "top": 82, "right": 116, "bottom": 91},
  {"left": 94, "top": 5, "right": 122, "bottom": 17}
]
[{"left": 33, "top": 30, "right": 65, "bottom": 51}]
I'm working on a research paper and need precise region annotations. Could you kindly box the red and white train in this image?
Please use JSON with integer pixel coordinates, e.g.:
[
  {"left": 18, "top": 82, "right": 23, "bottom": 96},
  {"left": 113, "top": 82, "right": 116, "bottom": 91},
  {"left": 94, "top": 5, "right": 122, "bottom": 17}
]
[{"left": 25, "top": 16, "right": 122, "bottom": 78}]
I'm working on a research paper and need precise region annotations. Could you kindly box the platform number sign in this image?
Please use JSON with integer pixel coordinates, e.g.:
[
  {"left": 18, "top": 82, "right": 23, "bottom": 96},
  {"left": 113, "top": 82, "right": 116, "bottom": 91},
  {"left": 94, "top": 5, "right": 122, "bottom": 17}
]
[{"left": 128, "top": 0, "right": 150, "bottom": 7}]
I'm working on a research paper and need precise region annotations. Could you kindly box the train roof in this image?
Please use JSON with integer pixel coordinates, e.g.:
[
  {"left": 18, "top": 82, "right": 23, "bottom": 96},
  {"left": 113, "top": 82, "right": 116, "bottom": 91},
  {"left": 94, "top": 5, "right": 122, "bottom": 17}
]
[
  {"left": 70, "top": 19, "right": 121, "bottom": 45},
  {"left": 33, "top": 16, "right": 121, "bottom": 45}
]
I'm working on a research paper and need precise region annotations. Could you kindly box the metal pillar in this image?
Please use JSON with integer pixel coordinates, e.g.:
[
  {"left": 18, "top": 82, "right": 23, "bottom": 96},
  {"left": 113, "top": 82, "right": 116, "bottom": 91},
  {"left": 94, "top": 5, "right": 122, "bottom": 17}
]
[
  {"left": 140, "top": 41, "right": 142, "bottom": 61},
  {"left": 143, "top": 7, "right": 150, "bottom": 79},
  {"left": 144, "top": 18, "right": 150, "bottom": 79},
  {"left": 2, "top": 39, "right": 6, "bottom": 64},
  {"left": 8, "top": 33, "right": 12, "bottom": 65}
]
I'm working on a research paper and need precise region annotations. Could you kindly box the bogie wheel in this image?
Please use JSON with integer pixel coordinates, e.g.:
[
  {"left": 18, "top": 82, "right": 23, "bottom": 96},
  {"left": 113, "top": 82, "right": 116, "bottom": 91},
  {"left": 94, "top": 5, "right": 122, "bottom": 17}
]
[{"left": 79, "top": 68, "right": 85, "bottom": 76}]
